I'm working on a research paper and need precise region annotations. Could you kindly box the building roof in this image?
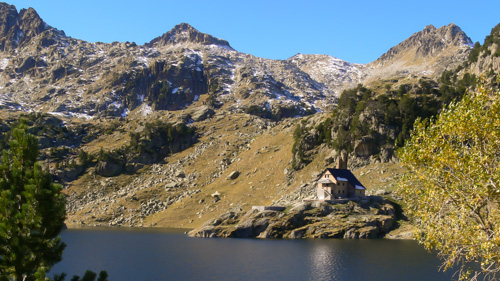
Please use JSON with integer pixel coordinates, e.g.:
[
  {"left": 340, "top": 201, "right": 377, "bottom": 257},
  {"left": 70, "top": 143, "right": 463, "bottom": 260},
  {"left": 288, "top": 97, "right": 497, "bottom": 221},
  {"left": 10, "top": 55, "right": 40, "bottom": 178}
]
[{"left": 325, "top": 168, "right": 366, "bottom": 190}]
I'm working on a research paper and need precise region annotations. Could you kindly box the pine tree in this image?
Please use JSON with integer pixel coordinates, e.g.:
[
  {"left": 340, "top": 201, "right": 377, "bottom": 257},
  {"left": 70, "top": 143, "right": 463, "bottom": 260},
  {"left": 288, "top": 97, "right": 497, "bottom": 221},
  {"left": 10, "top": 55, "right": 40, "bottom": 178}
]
[{"left": 0, "top": 122, "right": 66, "bottom": 281}]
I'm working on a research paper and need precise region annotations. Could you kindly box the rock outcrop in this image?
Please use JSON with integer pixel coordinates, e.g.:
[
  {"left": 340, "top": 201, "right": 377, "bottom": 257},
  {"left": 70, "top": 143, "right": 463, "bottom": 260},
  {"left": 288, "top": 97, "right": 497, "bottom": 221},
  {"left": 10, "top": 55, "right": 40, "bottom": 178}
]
[
  {"left": 188, "top": 199, "right": 396, "bottom": 239},
  {"left": 0, "top": 3, "right": 58, "bottom": 51},
  {"left": 467, "top": 23, "right": 500, "bottom": 76},
  {"left": 375, "top": 24, "right": 472, "bottom": 63},
  {"left": 145, "top": 23, "right": 233, "bottom": 49},
  {"left": 368, "top": 23, "right": 473, "bottom": 79}
]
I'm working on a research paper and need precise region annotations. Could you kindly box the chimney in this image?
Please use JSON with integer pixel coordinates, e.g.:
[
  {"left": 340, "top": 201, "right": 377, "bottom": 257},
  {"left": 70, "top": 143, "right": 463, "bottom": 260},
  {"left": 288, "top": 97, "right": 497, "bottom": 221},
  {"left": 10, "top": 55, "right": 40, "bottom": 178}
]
[{"left": 335, "top": 150, "right": 348, "bottom": 169}]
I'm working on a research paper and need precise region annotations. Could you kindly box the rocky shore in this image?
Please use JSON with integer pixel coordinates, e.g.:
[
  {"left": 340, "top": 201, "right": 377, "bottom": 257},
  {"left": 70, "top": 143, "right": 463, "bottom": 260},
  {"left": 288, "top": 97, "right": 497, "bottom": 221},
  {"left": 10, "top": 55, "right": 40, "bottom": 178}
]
[{"left": 188, "top": 198, "right": 398, "bottom": 239}]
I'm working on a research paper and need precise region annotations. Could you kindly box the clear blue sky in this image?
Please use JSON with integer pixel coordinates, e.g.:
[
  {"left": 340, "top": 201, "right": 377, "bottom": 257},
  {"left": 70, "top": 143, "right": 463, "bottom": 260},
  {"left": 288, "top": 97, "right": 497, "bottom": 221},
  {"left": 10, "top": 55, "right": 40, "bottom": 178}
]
[{"left": 7, "top": 0, "right": 500, "bottom": 64}]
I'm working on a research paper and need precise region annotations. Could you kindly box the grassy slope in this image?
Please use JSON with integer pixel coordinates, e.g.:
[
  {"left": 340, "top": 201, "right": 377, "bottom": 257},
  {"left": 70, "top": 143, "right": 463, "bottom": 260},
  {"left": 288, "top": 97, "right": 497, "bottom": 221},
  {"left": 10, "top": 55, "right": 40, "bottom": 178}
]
[{"left": 12, "top": 103, "right": 402, "bottom": 229}]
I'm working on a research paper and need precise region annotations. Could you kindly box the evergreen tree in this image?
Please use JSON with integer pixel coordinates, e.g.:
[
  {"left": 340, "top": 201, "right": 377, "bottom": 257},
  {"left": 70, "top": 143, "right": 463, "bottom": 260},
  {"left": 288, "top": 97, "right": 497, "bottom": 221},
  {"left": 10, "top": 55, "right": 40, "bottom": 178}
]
[{"left": 0, "top": 123, "right": 66, "bottom": 281}]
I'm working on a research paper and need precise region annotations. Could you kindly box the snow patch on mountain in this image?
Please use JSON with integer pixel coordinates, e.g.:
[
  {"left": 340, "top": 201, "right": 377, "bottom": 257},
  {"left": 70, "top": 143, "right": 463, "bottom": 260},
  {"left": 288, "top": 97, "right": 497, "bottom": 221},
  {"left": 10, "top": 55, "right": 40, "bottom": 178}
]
[
  {"left": 137, "top": 103, "right": 153, "bottom": 117},
  {"left": 0, "top": 58, "right": 9, "bottom": 69}
]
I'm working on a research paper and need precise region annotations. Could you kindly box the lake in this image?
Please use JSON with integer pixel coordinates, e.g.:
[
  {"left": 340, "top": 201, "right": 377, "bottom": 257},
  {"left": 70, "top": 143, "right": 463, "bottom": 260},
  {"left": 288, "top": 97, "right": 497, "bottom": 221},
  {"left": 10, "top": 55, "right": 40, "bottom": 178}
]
[{"left": 50, "top": 228, "right": 454, "bottom": 281}]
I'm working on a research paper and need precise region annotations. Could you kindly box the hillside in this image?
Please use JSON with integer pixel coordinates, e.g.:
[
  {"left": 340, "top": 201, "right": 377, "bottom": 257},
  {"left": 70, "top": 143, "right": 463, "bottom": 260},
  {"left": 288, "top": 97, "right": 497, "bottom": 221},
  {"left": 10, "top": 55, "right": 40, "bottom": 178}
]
[{"left": 0, "top": 2, "right": 495, "bottom": 230}]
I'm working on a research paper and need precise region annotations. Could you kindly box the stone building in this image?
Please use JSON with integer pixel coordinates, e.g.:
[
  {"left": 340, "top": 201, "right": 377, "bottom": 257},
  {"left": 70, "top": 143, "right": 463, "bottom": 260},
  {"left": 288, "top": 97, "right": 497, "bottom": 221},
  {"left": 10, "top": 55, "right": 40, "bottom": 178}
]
[{"left": 317, "top": 166, "right": 366, "bottom": 201}]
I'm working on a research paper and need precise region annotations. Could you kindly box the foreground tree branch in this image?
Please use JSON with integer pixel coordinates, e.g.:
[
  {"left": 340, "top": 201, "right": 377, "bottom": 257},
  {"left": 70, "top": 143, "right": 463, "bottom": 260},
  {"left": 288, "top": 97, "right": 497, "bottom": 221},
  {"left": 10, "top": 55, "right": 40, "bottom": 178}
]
[{"left": 0, "top": 122, "right": 66, "bottom": 281}]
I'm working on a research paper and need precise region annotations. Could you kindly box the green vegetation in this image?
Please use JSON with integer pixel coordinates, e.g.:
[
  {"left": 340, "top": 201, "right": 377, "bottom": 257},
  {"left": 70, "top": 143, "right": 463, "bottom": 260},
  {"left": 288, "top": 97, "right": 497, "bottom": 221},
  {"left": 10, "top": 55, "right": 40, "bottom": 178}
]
[
  {"left": 0, "top": 122, "right": 66, "bottom": 280},
  {"left": 397, "top": 81, "right": 500, "bottom": 280},
  {"left": 0, "top": 121, "right": 108, "bottom": 281},
  {"left": 206, "top": 80, "right": 222, "bottom": 108},
  {"left": 129, "top": 120, "right": 197, "bottom": 156},
  {"left": 465, "top": 23, "right": 500, "bottom": 66},
  {"left": 291, "top": 120, "right": 310, "bottom": 169},
  {"left": 245, "top": 105, "right": 273, "bottom": 119},
  {"left": 0, "top": 114, "right": 197, "bottom": 179},
  {"left": 291, "top": 70, "right": 478, "bottom": 170},
  {"left": 88, "top": 120, "right": 198, "bottom": 176},
  {"left": 54, "top": 270, "right": 108, "bottom": 281},
  {"left": 246, "top": 104, "right": 315, "bottom": 121}
]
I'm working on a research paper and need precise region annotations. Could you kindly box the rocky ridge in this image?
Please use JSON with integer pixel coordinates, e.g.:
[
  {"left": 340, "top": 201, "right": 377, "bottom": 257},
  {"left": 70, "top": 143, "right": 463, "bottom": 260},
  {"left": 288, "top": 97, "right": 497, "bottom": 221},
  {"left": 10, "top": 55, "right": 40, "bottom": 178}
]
[
  {"left": 287, "top": 53, "right": 367, "bottom": 100},
  {"left": 188, "top": 200, "right": 396, "bottom": 239},
  {"left": 145, "top": 22, "right": 233, "bottom": 49},
  {"left": 0, "top": 3, "right": 474, "bottom": 121},
  {"left": 366, "top": 23, "right": 473, "bottom": 81}
]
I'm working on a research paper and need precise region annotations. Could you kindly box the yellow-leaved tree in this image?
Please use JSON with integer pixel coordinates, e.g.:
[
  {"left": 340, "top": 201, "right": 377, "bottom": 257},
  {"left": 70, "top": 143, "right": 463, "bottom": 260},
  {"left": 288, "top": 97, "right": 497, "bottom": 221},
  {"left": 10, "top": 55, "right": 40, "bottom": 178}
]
[{"left": 397, "top": 80, "right": 500, "bottom": 280}]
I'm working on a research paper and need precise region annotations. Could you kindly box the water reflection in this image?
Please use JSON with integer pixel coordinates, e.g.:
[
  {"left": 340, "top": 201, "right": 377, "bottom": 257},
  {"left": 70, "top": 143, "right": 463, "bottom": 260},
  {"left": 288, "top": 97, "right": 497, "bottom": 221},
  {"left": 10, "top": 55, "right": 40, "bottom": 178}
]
[
  {"left": 52, "top": 229, "right": 454, "bottom": 281},
  {"left": 308, "top": 242, "right": 343, "bottom": 281}
]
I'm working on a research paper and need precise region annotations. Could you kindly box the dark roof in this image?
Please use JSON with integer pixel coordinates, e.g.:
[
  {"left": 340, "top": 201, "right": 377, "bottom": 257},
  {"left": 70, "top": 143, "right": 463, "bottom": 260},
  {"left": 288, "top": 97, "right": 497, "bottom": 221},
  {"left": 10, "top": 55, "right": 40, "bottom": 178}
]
[{"left": 325, "top": 168, "right": 365, "bottom": 189}]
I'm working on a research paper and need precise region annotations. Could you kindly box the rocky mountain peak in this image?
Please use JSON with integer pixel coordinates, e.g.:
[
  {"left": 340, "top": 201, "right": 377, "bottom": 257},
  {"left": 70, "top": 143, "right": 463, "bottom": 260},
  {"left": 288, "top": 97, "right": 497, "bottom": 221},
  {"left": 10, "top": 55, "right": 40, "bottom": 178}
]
[
  {"left": 18, "top": 8, "right": 48, "bottom": 37},
  {"left": 0, "top": 3, "right": 21, "bottom": 50},
  {"left": 437, "top": 23, "right": 473, "bottom": 46},
  {"left": 374, "top": 23, "right": 472, "bottom": 64},
  {"left": 145, "top": 22, "right": 233, "bottom": 49},
  {"left": 422, "top": 24, "right": 436, "bottom": 32},
  {"left": 367, "top": 23, "right": 472, "bottom": 79},
  {"left": 0, "top": 3, "right": 59, "bottom": 51},
  {"left": 0, "top": 3, "right": 17, "bottom": 33}
]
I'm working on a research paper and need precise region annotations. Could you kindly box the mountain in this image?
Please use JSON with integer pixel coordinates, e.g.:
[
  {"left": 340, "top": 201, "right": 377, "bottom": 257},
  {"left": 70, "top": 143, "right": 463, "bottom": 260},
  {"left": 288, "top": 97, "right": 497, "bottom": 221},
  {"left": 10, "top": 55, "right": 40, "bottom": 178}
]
[
  {"left": 287, "top": 53, "right": 367, "bottom": 96},
  {"left": 0, "top": 3, "right": 474, "bottom": 120},
  {"left": 0, "top": 2, "right": 491, "bottom": 229},
  {"left": 366, "top": 23, "right": 473, "bottom": 81},
  {"left": 0, "top": 19, "right": 331, "bottom": 119}
]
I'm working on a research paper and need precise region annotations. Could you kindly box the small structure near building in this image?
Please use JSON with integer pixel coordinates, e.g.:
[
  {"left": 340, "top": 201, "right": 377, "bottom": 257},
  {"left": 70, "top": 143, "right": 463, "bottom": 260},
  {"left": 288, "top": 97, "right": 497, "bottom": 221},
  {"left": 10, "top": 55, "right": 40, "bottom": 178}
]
[
  {"left": 316, "top": 157, "right": 366, "bottom": 201},
  {"left": 251, "top": 206, "right": 286, "bottom": 212}
]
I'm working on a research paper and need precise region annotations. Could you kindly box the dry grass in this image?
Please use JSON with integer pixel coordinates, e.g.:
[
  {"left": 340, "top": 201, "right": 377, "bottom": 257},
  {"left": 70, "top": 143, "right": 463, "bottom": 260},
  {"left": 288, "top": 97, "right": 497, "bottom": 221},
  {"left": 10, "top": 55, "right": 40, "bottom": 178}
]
[{"left": 58, "top": 106, "right": 404, "bottom": 229}]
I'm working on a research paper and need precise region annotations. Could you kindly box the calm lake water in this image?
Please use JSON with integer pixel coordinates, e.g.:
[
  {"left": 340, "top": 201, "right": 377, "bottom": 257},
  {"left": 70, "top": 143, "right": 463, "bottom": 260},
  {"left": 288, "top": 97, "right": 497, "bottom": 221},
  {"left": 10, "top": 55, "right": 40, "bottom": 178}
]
[{"left": 50, "top": 228, "right": 454, "bottom": 281}]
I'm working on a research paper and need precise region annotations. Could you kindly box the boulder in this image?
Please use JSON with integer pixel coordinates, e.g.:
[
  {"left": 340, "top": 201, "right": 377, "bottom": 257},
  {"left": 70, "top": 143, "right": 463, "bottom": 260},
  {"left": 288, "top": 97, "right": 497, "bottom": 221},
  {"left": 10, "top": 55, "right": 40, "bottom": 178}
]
[
  {"left": 379, "top": 146, "right": 395, "bottom": 162},
  {"left": 288, "top": 228, "right": 306, "bottom": 239},
  {"left": 357, "top": 226, "right": 379, "bottom": 238},
  {"left": 55, "top": 166, "right": 85, "bottom": 182},
  {"left": 165, "top": 182, "right": 177, "bottom": 189},
  {"left": 354, "top": 136, "right": 378, "bottom": 157},
  {"left": 96, "top": 160, "right": 123, "bottom": 177},
  {"left": 230, "top": 218, "right": 255, "bottom": 238},
  {"left": 378, "top": 216, "right": 395, "bottom": 233},
  {"left": 188, "top": 225, "right": 215, "bottom": 238},
  {"left": 190, "top": 105, "right": 215, "bottom": 122},
  {"left": 227, "top": 171, "right": 240, "bottom": 180},
  {"left": 290, "top": 202, "right": 311, "bottom": 214}
]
